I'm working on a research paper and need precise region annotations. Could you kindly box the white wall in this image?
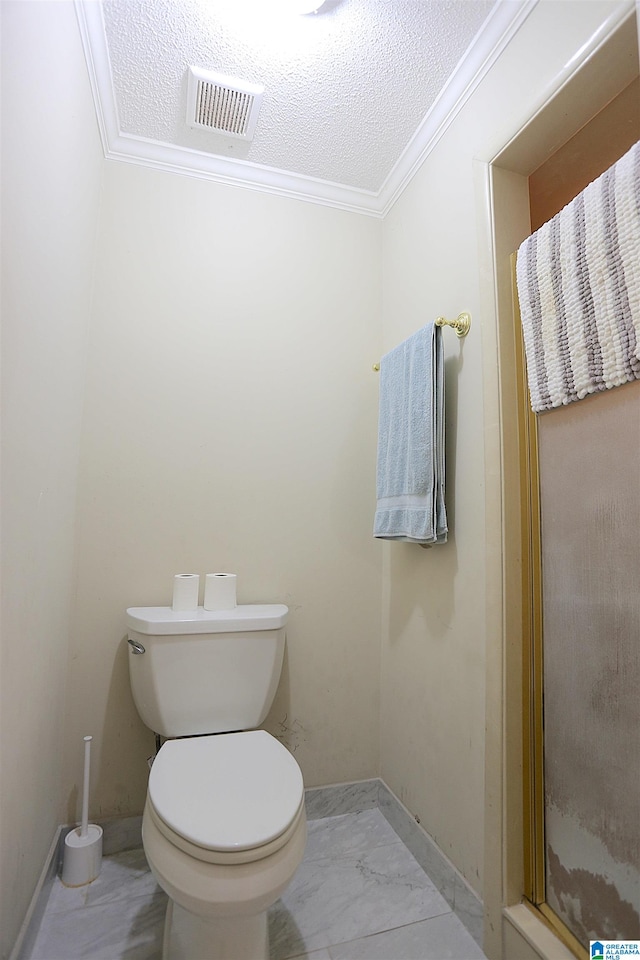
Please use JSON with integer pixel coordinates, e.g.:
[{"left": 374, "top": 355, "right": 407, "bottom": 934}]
[
  {"left": 380, "top": 140, "right": 487, "bottom": 891},
  {"left": 62, "top": 162, "right": 383, "bottom": 819},
  {"left": 0, "top": 3, "right": 103, "bottom": 956},
  {"left": 379, "top": 0, "right": 635, "bottom": 910}
]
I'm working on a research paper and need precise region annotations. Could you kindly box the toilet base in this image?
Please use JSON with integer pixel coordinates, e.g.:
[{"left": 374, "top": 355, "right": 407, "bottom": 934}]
[
  {"left": 143, "top": 795, "right": 306, "bottom": 960},
  {"left": 163, "top": 899, "right": 268, "bottom": 960}
]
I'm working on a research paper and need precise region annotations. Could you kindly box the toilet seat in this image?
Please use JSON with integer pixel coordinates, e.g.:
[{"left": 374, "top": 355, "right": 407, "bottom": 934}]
[
  {"left": 147, "top": 730, "right": 304, "bottom": 865},
  {"left": 146, "top": 794, "right": 306, "bottom": 866}
]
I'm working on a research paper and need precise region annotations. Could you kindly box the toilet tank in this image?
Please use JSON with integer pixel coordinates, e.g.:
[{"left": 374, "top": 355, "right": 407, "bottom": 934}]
[{"left": 126, "top": 604, "right": 288, "bottom": 738}]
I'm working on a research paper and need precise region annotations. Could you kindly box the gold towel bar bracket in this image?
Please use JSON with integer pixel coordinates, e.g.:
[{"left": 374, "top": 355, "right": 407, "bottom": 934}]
[
  {"left": 435, "top": 311, "right": 471, "bottom": 338},
  {"left": 373, "top": 312, "right": 471, "bottom": 370}
]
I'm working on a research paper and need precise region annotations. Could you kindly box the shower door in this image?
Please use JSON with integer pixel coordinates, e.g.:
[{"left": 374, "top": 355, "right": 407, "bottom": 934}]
[
  {"left": 539, "top": 381, "right": 639, "bottom": 946},
  {"left": 513, "top": 268, "right": 640, "bottom": 954},
  {"left": 514, "top": 77, "right": 640, "bottom": 955}
]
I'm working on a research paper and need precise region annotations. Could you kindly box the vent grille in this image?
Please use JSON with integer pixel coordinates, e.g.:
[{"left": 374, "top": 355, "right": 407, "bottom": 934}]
[{"left": 187, "top": 68, "right": 264, "bottom": 141}]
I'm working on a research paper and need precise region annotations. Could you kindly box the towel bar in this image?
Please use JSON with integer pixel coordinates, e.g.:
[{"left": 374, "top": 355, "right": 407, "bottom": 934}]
[
  {"left": 435, "top": 312, "right": 471, "bottom": 338},
  {"left": 373, "top": 312, "right": 471, "bottom": 370}
]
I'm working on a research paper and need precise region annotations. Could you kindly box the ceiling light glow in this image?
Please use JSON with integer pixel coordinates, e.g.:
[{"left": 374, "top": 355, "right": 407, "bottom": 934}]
[
  {"left": 212, "top": 0, "right": 327, "bottom": 22},
  {"left": 282, "top": 0, "right": 327, "bottom": 13}
]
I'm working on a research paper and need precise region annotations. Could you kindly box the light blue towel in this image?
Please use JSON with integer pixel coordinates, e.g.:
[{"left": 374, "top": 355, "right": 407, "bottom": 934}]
[{"left": 373, "top": 322, "right": 447, "bottom": 544}]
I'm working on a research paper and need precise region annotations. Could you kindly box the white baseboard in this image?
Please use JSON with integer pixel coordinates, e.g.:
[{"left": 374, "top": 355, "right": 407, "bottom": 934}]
[{"left": 9, "top": 826, "right": 65, "bottom": 960}]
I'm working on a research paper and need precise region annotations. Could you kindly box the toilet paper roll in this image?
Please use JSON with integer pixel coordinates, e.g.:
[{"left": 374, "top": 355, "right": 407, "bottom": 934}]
[
  {"left": 172, "top": 574, "right": 200, "bottom": 611},
  {"left": 204, "top": 573, "right": 237, "bottom": 611}
]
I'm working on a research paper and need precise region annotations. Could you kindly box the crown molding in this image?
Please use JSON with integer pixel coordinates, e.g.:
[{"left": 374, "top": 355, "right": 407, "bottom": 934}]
[
  {"left": 75, "top": 0, "right": 537, "bottom": 219},
  {"left": 377, "top": 0, "right": 538, "bottom": 216},
  {"left": 103, "top": 132, "right": 384, "bottom": 217}
]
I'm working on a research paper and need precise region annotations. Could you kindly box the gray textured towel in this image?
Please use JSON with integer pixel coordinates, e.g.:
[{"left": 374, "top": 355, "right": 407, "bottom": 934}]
[
  {"left": 374, "top": 322, "right": 447, "bottom": 544},
  {"left": 516, "top": 139, "right": 640, "bottom": 413}
]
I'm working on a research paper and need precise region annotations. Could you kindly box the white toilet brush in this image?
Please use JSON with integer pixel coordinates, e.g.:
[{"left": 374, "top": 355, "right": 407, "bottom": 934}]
[{"left": 61, "top": 736, "right": 103, "bottom": 886}]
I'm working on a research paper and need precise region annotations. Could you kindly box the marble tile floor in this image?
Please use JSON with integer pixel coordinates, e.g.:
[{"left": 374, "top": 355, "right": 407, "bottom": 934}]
[{"left": 27, "top": 808, "right": 487, "bottom": 960}]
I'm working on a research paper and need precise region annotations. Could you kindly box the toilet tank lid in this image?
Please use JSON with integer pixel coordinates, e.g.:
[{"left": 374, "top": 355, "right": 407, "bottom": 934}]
[{"left": 125, "top": 603, "right": 288, "bottom": 635}]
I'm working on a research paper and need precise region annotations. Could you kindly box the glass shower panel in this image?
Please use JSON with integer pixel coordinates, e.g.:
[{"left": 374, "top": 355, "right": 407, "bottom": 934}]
[{"left": 537, "top": 379, "right": 640, "bottom": 946}]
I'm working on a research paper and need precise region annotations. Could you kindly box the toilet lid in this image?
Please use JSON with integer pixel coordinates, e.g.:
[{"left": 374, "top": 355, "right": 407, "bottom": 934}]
[{"left": 148, "top": 730, "right": 304, "bottom": 852}]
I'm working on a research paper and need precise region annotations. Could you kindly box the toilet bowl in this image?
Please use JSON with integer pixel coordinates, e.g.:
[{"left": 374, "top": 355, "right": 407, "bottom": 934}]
[
  {"left": 126, "top": 602, "right": 304, "bottom": 960},
  {"left": 142, "top": 730, "right": 306, "bottom": 960}
]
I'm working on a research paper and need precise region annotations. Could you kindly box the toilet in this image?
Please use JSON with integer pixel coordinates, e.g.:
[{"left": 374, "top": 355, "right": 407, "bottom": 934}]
[{"left": 126, "top": 603, "right": 306, "bottom": 960}]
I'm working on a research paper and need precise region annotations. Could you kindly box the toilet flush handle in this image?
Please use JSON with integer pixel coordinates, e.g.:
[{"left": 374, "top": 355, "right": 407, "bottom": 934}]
[{"left": 127, "top": 638, "right": 146, "bottom": 655}]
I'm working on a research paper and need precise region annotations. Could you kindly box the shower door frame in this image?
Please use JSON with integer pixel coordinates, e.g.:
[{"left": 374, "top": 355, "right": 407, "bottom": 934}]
[{"left": 511, "top": 256, "right": 588, "bottom": 960}]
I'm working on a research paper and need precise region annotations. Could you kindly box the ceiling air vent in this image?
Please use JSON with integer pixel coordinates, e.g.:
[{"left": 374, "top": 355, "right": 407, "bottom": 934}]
[{"left": 186, "top": 67, "right": 264, "bottom": 141}]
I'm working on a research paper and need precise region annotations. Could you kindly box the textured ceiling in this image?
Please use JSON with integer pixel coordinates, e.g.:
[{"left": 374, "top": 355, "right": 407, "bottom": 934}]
[
  {"left": 78, "top": 0, "right": 537, "bottom": 212},
  {"left": 102, "top": 0, "right": 496, "bottom": 193}
]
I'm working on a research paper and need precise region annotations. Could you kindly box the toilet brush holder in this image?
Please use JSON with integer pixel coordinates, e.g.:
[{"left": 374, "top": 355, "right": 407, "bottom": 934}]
[
  {"left": 61, "top": 824, "right": 103, "bottom": 887},
  {"left": 61, "top": 736, "right": 103, "bottom": 886}
]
